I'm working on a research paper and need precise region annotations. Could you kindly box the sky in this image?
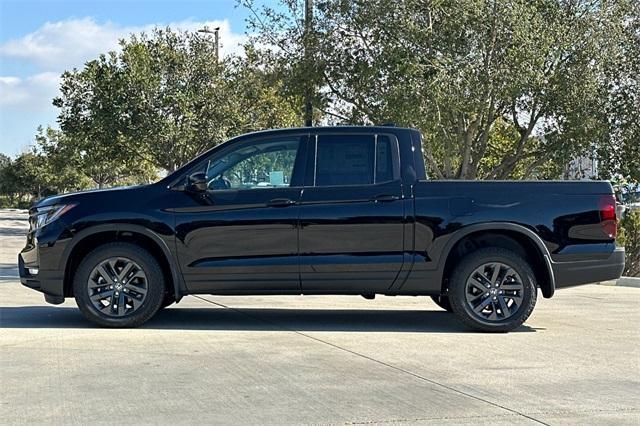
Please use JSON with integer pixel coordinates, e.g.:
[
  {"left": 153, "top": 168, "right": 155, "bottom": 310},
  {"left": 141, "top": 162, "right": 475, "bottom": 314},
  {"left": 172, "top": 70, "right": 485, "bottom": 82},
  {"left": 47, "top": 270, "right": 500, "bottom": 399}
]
[{"left": 0, "top": 0, "right": 252, "bottom": 156}]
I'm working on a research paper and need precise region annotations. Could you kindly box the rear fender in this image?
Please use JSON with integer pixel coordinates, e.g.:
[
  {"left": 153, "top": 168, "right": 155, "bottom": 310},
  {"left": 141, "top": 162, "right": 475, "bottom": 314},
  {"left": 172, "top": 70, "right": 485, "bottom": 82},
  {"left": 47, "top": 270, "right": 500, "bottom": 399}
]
[{"left": 436, "top": 222, "right": 555, "bottom": 298}]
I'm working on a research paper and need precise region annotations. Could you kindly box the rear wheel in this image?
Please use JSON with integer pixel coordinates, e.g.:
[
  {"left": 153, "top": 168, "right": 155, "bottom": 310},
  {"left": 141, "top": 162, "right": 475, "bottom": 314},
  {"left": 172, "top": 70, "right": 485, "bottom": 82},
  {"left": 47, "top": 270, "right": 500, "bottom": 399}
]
[
  {"left": 448, "top": 247, "right": 537, "bottom": 332},
  {"left": 430, "top": 295, "right": 453, "bottom": 312},
  {"left": 73, "top": 242, "right": 165, "bottom": 327}
]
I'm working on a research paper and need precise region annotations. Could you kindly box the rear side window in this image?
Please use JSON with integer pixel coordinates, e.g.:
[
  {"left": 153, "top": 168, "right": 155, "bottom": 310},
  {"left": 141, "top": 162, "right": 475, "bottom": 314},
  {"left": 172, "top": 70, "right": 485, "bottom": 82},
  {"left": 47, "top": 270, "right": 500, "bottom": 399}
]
[{"left": 314, "top": 134, "right": 396, "bottom": 187}]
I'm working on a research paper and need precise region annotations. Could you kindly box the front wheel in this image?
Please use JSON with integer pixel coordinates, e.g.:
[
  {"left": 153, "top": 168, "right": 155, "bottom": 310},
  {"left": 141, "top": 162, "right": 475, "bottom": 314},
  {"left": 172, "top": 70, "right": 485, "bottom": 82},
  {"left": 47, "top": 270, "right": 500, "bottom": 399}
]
[
  {"left": 448, "top": 247, "right": 537, "bottom": 332},
  {"left": 73, "top": 242, "right": 165, "bottom": 328}
]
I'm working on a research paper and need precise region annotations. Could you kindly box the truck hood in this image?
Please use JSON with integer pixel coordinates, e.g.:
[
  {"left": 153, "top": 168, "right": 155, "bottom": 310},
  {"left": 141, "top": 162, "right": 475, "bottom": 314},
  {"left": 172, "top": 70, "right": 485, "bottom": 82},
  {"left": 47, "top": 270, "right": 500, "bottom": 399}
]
[{"left": 34, "top": 185, "right": 143, "bottom": 208}]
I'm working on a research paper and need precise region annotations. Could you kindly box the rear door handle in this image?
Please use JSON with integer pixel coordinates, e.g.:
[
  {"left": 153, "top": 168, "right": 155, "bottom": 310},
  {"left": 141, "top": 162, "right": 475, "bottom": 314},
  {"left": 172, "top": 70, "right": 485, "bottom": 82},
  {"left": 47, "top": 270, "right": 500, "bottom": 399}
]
[
  {"left": 371, "top": 194, "right": 400, "bottom": 203},
  {"left": 266, "top": 198, "right": 296, "bottom": 207}
]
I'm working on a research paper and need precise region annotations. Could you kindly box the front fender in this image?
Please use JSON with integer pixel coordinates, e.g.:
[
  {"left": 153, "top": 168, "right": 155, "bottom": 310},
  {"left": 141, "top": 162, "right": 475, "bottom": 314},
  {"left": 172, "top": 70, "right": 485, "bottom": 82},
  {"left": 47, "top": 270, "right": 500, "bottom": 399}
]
[{"left": 61, "top": 223, "right": 186, "bottom": 301}]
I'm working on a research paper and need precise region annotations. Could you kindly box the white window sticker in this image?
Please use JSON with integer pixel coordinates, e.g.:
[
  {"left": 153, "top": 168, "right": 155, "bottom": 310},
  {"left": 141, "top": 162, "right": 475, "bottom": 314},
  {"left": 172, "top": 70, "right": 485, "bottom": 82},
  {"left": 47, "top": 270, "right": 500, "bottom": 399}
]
[{"left": 269, "top": 171, "right": 284, "bottom": 186}]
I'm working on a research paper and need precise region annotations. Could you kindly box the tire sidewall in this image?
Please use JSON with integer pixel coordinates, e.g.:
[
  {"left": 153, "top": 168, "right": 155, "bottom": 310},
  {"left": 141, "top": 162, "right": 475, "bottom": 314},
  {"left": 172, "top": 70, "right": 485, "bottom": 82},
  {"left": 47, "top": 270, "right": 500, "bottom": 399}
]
[
  {"left": 73, "top": 243, "right": 165, "bottom": 327},
  {"left": 449, "top": 248, "right": 537, "bottom": 332}
]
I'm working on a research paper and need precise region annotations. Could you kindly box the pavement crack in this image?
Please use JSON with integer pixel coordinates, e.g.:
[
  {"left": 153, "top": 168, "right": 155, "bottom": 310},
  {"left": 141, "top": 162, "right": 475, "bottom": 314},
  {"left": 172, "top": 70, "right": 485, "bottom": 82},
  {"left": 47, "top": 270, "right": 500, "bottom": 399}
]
[{"left": 193, "top": 295, "right": 550, "bottom": 426}]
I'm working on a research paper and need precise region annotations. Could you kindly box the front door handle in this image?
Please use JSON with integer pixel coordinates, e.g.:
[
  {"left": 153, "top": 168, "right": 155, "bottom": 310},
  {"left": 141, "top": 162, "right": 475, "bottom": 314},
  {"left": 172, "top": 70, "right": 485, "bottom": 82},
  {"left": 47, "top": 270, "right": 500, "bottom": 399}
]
[
  {"left": 267, "top": 198, "right": 296, "bottom": 207},
  {"left": 371, "top": 194, "right": 400, "bottom": 203}
]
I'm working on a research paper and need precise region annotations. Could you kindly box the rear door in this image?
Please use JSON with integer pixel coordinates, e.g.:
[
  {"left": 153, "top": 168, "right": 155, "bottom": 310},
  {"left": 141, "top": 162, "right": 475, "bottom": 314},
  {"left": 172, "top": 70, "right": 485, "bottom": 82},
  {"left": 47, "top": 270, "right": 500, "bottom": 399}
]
[{"left": 299, "top": 132, "right": 406, "bottom": 292}]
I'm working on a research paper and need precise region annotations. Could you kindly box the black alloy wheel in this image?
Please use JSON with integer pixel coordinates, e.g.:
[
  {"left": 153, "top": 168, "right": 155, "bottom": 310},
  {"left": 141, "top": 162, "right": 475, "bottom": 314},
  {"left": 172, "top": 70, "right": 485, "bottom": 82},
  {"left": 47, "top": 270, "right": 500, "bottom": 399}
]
[
  {"left": 87, "top": 257, "right": 149, "bottom": 317},
  {"left": 448, "top": 247, "right": 537, "bottom": 332},
  {"left": 464, "top": 262, "right": 524, "bottom": 321},
  {"left": 74, "top": 242, "right": 165, "bottom": 327}
]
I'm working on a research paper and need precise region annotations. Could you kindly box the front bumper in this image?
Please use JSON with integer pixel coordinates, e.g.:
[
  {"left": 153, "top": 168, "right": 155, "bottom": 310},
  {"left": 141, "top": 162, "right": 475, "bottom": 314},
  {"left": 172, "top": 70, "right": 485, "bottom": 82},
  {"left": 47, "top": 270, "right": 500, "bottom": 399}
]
[
  {"left": 19, "top": 221, "right": 70, "bottom": 304},
  {"left": 18, "top": 255, "right": 66, "bottom": 303},
  {"left": 552, "top": 247, "right": 625, "bottom": 288}
]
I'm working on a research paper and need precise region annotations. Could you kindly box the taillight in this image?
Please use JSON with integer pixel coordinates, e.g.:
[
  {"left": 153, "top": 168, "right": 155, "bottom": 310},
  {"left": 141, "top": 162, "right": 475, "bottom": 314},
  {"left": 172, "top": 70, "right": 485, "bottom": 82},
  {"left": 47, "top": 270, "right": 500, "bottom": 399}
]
[{"left": 599, "top": 194, "right": 617, "bottom": 238}]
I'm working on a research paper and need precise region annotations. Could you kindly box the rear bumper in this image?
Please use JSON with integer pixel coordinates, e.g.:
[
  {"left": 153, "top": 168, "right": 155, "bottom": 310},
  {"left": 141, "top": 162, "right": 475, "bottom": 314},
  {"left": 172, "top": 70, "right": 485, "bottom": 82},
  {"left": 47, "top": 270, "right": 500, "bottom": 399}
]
[{"left": 552, "top": 247, "right": 625, "bottom": 289}]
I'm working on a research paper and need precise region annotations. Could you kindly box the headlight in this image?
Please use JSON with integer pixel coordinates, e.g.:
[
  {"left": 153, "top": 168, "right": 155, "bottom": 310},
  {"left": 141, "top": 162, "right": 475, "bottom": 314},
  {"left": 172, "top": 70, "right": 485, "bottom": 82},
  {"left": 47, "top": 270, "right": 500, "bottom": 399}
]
[{"left": 32, "top": 204, "right": 76, "bottom": 230}]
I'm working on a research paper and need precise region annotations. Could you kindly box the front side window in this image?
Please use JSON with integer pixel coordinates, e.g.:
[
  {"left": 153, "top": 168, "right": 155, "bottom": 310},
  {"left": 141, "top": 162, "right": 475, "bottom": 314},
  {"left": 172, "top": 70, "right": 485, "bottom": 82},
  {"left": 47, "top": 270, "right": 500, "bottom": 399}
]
[
  {"left": 314, "top": 134, "right": 396, "bottom": 187},
  {"left": 204, "top": 138, "right": 301, "bottom": 190}
]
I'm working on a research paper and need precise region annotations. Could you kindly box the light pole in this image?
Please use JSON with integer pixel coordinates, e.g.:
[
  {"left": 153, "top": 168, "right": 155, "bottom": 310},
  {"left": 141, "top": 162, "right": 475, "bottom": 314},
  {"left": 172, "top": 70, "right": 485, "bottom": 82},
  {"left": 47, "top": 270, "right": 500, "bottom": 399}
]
[
  {"left": 197, "top": 27, "right": 220, "bottom": 63},
  {"left": 303, "top": 0, "right": 313, "bottom": 127}
]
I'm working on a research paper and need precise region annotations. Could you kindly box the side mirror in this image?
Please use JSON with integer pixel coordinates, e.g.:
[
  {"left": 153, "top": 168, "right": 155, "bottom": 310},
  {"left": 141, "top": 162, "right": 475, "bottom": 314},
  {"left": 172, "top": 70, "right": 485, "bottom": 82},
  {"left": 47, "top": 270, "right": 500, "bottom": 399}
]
[{"left": 187, "top": 172, "right": 208, "bottom": 192}]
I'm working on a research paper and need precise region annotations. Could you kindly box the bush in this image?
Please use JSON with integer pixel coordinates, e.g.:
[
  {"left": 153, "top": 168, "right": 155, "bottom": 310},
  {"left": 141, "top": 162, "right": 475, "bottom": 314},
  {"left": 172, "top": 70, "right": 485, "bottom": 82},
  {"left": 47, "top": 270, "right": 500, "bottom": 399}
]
[
  {"left": 0, "top": 195, "right": 31, "bottom": 209},
  {"left": 0, "top": 196, "right": 11, "bottom": 208},
  {"left": 618, "top": 210, "right": 640, "bottom": 277}
]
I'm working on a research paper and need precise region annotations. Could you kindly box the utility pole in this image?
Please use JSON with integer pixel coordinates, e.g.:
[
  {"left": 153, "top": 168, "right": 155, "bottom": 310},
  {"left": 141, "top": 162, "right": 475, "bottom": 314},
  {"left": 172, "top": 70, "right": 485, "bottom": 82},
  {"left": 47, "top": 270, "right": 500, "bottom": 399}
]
[
  {"left": 197, "top": 26, "right": 220, "bottom": 63},
  {"left": 303, "top": 0, "right": 313, "bottom": 127}
]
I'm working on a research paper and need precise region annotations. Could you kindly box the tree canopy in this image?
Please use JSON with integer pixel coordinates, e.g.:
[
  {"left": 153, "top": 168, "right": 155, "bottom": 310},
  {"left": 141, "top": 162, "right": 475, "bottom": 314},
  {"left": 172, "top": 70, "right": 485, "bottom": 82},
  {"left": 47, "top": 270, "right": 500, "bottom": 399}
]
[
  {"left": 54, "top": 28, "right": 301, "bottom": 177},
  {"left": 245, "top": 0, "right": 639, "bottom": 180}
]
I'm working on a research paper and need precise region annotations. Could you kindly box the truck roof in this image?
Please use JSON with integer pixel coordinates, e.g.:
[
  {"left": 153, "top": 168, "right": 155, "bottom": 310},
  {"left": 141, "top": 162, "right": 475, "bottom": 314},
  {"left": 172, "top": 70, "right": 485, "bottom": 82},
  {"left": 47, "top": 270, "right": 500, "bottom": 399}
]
[{"left": 239, "top": 125, "right": 416, "bottom": 138}]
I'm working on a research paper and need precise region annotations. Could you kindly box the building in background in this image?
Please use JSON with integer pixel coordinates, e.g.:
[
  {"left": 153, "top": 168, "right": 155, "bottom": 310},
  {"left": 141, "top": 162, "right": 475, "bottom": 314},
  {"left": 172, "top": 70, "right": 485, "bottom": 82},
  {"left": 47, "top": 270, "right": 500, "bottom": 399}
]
[{"left": 564, "top": 148, "right": 598, "bottom": 180}]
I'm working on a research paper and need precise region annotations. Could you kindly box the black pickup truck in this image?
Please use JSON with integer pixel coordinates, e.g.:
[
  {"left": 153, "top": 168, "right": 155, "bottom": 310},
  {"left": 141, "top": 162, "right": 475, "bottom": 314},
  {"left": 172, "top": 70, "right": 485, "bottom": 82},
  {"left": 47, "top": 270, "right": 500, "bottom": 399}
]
[{"left": 19, "top": 126, "right": 625, "bottom": 331}]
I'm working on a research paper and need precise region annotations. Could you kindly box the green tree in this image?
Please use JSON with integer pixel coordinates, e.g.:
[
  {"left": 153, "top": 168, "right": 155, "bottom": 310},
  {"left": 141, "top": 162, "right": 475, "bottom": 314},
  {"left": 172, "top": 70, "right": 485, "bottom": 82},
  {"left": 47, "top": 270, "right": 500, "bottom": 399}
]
[
  {"left": 121, "top": 28, "right": 229, "bottom": 171},
  {"left": 0, "top": 153, "right": 9, "bottom": 169},
  {"left": 123, "top": 28, "right": 300, "bottom": 171},
  {"left": 34, "top": 126, "right": 93, "bottom": 193},
  {"left": 10, "top": 151, "right": 49, "bottom": 200},
  {"left": 594, "top": 0, "right": 640, "bottom": 182},
  {"left": 54, "top": 53, "right": 157, "bottom": 187},
  {"left": 0, "top": 129, "right": 93, "bottom": 206},
  {"left": 0, "top": 155, "right": 21, "bottom": 205},
  {"left": 619, "top": 211, "right": 640, "bottom": 277},
  {"left": 55, "top": 28, "right": 300, "bottom": 175}
]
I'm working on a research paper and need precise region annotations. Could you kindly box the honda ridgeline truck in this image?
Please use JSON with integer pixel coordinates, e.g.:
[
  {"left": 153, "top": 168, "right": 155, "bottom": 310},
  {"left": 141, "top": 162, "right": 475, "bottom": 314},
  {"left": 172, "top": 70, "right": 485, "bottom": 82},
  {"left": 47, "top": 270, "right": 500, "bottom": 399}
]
[{"left": 19, "top": 127, "right": 625, "bottom": 331}]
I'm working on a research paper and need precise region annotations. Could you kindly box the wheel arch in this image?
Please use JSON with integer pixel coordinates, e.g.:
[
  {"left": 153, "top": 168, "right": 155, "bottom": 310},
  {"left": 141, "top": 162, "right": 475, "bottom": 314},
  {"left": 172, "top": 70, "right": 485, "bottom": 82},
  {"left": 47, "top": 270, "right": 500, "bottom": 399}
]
[
  {"left": 438, "top": 223, "right": 555, "bottom": 298},
  {"left": 61, "top": 224, "right": 185, "bottom": 301}
]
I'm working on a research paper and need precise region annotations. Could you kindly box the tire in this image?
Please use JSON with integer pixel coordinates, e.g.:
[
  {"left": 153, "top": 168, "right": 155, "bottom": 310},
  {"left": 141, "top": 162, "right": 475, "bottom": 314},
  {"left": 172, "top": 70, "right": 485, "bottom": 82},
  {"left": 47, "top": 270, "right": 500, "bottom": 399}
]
[
  {"left": 430, "top": 295, "right": 453, "bottom": 312},
  {"left": 448, "top": 247, "right": 537, "bottom": 333},
  {"left": 73, "top": 242, "right": 165, "bottom": 328}
]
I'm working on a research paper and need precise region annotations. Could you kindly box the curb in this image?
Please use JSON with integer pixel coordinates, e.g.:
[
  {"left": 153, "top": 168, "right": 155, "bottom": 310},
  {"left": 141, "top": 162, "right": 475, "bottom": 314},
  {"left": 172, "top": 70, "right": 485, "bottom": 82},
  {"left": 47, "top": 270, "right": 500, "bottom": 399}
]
[
  {"left": 599, "top": 277, "right": 640, "bottom": 288},
  {"left": 0, "top": 209, "right": 28, "bottom": 213}
]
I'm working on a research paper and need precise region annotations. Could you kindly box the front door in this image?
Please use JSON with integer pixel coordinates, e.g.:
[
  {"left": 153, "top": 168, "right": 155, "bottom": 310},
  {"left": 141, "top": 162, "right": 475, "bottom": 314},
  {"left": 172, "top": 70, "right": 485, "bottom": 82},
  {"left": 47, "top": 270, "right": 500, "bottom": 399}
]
[
  {"left": 174, "top": 135, "right": 308, "bottom": 293},
  {"left": 299, "top": 133, "right": 406, "bottom": 293}
]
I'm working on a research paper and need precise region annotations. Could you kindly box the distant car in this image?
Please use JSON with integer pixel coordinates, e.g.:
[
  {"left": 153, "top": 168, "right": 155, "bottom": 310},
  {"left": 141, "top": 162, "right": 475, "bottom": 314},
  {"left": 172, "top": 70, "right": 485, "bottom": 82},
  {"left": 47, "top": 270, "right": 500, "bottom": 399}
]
[
  {"left": 19, "top": 126, "right": 625, "bottom": 331},
  {"left": 615, "top": 185, "right": 640, "bottom": 218},
  {"left": 624, "top": 192, "right": 640, "bottom": 212}
]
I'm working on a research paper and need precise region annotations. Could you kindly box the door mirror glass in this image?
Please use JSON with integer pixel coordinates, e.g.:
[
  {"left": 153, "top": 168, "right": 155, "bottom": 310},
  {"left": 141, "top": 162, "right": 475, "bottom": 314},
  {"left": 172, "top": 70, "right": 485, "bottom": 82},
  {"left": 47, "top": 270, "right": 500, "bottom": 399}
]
[{"left": 187, "top": 172, "right": 208, "bottom": 192}]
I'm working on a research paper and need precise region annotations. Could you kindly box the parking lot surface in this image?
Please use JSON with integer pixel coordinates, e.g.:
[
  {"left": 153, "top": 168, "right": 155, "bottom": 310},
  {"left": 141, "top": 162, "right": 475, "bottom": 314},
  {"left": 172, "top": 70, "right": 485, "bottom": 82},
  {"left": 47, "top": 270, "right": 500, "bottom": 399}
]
[{"left": 1, "top": 209, "right": 639, "bottom": 425}]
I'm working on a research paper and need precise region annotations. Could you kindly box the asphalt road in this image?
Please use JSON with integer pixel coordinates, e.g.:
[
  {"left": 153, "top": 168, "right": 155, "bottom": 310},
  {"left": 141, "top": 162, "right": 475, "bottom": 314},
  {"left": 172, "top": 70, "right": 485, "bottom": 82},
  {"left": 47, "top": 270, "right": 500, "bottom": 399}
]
[{"left": 1, "top": 209, "right": 639, "bottom": 425}]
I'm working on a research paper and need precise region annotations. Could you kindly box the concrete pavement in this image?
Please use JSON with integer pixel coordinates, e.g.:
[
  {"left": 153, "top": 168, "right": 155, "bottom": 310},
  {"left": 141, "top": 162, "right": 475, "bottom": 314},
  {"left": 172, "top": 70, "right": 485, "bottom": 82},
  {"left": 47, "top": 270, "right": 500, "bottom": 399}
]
[{"left": 1, "top": 209, "right": 639, "bottom": 425}]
